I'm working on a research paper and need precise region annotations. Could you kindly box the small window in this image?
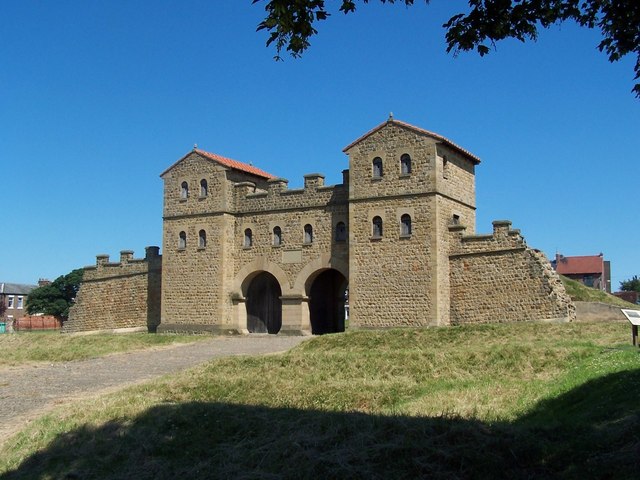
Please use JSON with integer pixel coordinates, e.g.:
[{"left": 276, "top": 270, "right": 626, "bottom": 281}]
[
  {"left": 198, "top": 229, "right": 207, "bottom": 248},
  {"left": 7, "top": 295, "right": 14, "bottom": 309},
  {"left": 244, "top": 228, "right": 253, "bottom": 248},
  {"left": 180, "top": 181, "right": 189, "bottom": 199},
  {"left": 442, "top": 156, "right": 449, "bottom": 179},
  {"left": 372, "top": 157, "right": 383, "bottom": 178},
  {"left": 200, "top": 179, "right": 208, "bottom": 197},
  {"left": 17, "top": 296, "right": 24, "bottom": 309},
  {"left": 372, "top": 216, "right": 383, "bottom": 238},
  {"left": 335, "top": 221, "right": 347, "bottom": 242},
  {"left": 178, "top": 231, "right": 187, "bottom": 249},
  {"left": 400, "top": 154, "right": 412, "bottom": 175},
  {"left": 304, "top": 224, "right": 313, "bottom": 244},
  {"left": 273, "top": 226, "right": 282, "bottom": 246},
  {"left": 401, "top": 214, "right": 412, "bottom": 236},
  {"left": 451, "top": 214, "right": 460, "bottom": 225}
]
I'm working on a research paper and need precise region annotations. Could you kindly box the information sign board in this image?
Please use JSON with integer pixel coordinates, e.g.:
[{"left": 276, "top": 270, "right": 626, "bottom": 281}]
[{"left": 621, "top": 309, "right": 640, "bottom": 347}]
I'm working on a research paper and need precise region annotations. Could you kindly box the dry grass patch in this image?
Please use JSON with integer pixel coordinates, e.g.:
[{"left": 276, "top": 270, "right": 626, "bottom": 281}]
[
  {"left": 0, "top": 331, "right": 209, "bottom": 366},
  {"left": 1, "top": 321, "right": 639, "bottom": 479}
]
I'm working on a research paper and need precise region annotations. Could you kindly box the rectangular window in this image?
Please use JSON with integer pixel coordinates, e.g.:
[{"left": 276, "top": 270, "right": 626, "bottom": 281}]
[
  {"left": 7, "top": 295, "right": 14, "bottom": 309},
  {"left": 17, "top": 296, "right": 24, "bottom": 309}
]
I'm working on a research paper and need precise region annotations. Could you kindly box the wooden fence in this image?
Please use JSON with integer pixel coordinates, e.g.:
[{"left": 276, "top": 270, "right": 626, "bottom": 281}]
[{"left": 15, "top": 315, "right": 62, "bottom": 331}]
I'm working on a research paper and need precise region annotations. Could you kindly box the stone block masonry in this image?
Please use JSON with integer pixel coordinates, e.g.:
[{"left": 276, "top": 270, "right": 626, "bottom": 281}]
[
  {"left": 67, "top": 117, "right": 574, "bottom": 334},
  {"left": 64, "top": 247, "right": 162, "bottom": 333},
  {"left": 448, "top": 221, "right": 575, "bottom": 324}
]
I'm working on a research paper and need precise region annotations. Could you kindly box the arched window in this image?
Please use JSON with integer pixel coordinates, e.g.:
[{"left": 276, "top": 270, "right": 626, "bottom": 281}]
[
  {"left": 198, "top": 229, "right": 207, "bottom": 248},
  {"left": 304, "top": 224, "right": 313, "bottom": 244},
  {"left": 244, "top": 228, "right": 253, "bottom": 248},
  {"left": 200, "top": 179, "right": 208, "bottom": 197},
  {"left": 178, "top": 231, "right": 187, "bottom": 249},
  {"left": 401, "top": 154, "right": 412, "bottom": 175},
  {"left": 273, "top": 226, "right": 282, "bottom": 246},
  {"left": 180, "top": 181, "right": 189, "bottom": 199},
  {"left": 372, "top": 157, "right": 383, "bottom": 178},
  {"left": 335, "top": 221, "right": 347, "bottom": 242},
  {"left": 401, "top": 214, "right": 412, "bottom": 236},
  {"left": 372, "top": 216, "right": 383, "bottom": 238}
]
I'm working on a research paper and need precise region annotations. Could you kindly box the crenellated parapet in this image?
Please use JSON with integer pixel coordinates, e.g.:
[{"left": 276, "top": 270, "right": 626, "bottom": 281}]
[
  {"left": 64, "top": 247, "right": 162, "bottom": 334},
  {"left": 448, "top": 220, "right": 575, "bottom": 324},
  {"left": 83, "top": 247, "right": 162, "bottom": 281},
  {"left": 448, "top": 220, "right": 526, "bottom": 257},
  {"left": 232, "top": 170, "right": 349, "bottom": 214}
]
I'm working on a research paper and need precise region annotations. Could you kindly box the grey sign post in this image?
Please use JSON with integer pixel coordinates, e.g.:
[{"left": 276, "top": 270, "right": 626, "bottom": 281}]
[{"left": 621, "top": 309, "right": 640, "bottom": 347}]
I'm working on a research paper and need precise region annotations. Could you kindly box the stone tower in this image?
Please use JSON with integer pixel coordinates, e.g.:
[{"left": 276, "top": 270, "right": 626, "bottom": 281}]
[{"left": 344, "top": 117, "right": 479, "bottom": 327}]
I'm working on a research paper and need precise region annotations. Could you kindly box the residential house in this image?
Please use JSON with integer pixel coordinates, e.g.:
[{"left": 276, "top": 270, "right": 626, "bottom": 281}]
[
  {"left": 0, "top": 282, "right": 38, "bottom": 328},
  {"left": 553, "top": 253, "right": 611, "bottom": 293}
]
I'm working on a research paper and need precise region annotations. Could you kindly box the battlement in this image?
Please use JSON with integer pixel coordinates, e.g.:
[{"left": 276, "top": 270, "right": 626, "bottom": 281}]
[
  {"left": 448, "top": 220, "right": 525, "bottom": 257},
  {"left": 232, "top": 170, "right": 349, "bottom": 213},
  {"left": 448, "top": 220, "right": 575, "bottom": 324},
  {"left": 84, "top": 247, "right": 162, "bottom": 280},
  {"left": 65, "top": 246, "right": 163, "bottom": 334}
]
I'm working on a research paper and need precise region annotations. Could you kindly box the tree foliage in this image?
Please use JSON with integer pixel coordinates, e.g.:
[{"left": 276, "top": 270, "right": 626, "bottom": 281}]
[
  {"left": 253, "top": 0, "right": 640, "bottom": 96},
  {"left": 620, "top": 275, "right": 640, "bottom": 292},
  {"left": 26, "top": 269, "right": 83, "bottom": 321}
]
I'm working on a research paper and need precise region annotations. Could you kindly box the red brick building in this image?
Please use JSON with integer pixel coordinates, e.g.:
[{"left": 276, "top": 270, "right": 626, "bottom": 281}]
[
  {"left": 0, "top": 282, "right": 37, "bottom": 328},
  {"left": 553, "top": 253, "right": 611, "bottom": 293},
  {"left": 614, "top": 291, "right": 639, "bottom": 305}
]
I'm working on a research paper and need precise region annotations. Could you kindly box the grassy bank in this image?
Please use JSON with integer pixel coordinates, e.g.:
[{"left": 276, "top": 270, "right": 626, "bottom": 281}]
[
  {"left": 561, "top": 275, "right": 638, "bottom": 308},
  {"left": 0, "top": 332, "right": 208, "bottom": 367},
  {"left": 1, "top": 322, "right": 639, "bottom": 478}
]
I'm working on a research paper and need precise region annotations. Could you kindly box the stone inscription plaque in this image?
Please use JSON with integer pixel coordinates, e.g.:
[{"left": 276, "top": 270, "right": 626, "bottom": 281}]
[{"left": 282, "top": 249, "right": 303, "bottom": 264}]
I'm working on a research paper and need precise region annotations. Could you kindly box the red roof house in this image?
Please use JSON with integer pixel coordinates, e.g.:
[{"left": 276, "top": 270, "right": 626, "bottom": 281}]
[{"left": 554, "top": 253, "right": 611, "bottom": 292}]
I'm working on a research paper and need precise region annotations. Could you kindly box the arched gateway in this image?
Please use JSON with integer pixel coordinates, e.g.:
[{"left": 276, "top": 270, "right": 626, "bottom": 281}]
[
  {"left": 246, "top": 272, "right": 282, "bottom": 334},
  {"left": 308, "top": 269, "right": 348, "bottom": 335}
]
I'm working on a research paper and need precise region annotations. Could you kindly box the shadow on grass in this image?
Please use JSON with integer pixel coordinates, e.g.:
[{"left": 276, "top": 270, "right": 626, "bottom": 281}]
[{"left": 3, "top": 369, "right": 640, "bottom": 480}]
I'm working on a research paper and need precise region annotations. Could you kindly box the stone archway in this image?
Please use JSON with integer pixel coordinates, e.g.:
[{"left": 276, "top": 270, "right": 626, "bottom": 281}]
[
  {"left": 308, "top": 269, "right": 348, "bottom": 335},
  {"left": 246, "top": 272, "right": 282, "bottom": 334}
]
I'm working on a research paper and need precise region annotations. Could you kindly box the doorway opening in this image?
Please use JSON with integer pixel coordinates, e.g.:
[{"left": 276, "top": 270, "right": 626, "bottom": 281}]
[
  {"left": 246, "top": 272, "right": 282, "bottom": 334},
  {"left": 308, "top": 269, "right": 348, "bottom": 335}
]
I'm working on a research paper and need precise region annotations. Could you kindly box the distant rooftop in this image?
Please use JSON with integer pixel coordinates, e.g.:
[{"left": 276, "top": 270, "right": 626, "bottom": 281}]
[
  {"left": 0, "top": 282, "right": 37, "bottom": 295},
  {"left": 555, "top": 254, "right": 605, "bottom": 275}
]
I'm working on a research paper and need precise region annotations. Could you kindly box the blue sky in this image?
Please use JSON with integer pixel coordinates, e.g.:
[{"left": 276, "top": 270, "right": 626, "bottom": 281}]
[{"left": 1, "top": 1, "right": 638, "bottom": 291}]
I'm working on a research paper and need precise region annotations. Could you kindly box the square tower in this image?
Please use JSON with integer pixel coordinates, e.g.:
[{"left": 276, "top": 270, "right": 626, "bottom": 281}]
[{"left": 343, "top": 118, "right": 479, "bottom": 327}]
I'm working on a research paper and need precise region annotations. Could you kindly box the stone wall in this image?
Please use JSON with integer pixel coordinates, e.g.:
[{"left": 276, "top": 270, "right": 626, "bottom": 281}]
[
  {"left": 574, "top": 301, "right": 627, "bottom": 322},
  {"left": 64, "top": 247, "right": 162, "bottom": 333},
  {"left": 449, "top": 221, "right": 575, "bottom": 324}
]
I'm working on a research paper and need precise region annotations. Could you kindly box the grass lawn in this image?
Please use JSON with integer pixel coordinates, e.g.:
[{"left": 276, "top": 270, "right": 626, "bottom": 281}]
[
  {"left": 561, "top": 275, "right": 640, "bottom": 308},
  {"left": 1, "top": 322, "right": 639, "bottom": 479},
  {"left": 0, "top": 331, "right": 209, "bottom": 367}
]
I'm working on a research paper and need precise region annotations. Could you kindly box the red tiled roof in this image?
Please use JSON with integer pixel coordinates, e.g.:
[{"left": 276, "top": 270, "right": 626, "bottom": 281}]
[
  {"left": 193, "top": 149, "right": 275, "bottom": 179},
  {"left": 343, "top": 118, "right": 481, "bottom": 164},
  {"left": 555, "top": 255, "right": 604, "bottom": 275},
  {"left": 161, "top": 148, "right": 275, "bottom": 179}
]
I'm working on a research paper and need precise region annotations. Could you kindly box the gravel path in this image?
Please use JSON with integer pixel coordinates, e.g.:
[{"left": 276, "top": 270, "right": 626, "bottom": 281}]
[{"left": 0, "top": 335, "right": 308, "bottom": 441}]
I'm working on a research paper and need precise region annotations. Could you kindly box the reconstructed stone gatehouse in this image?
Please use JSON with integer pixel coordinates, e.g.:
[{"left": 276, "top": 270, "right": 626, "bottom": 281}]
[{"left": 65, "top": 118, "right": 574, "bottom": 334}]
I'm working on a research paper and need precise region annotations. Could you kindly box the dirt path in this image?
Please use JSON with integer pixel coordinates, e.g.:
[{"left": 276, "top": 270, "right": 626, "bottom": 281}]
[{"left": 0, "top": 335, "right": 308, "bottom": 442}]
